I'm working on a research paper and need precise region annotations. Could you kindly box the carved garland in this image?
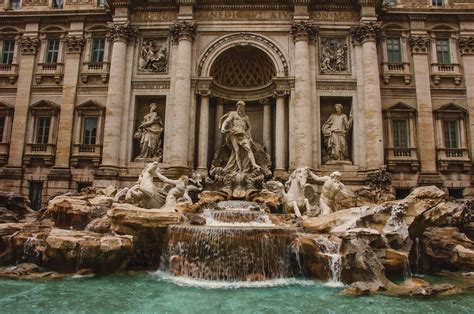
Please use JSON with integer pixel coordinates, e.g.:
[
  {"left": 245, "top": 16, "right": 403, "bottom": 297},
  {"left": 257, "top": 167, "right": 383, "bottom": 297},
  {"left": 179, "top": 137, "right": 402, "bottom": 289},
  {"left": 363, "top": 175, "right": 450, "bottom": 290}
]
[
  {"left": 351, "top": 21, "right": 381, "bottom": 43},
  {"left": 64, "top": 36, "right": 85, "bottom": 54},
  {"left": 198, "top": 32, "right": 289, "bottom": 76},
  {"left": 458, "top": 37, "right": 474, "bottom": 55},
  {"left": 408, "top": 35, "right": 431, "bottom": 53},
  {"left": 17, "top": 36, "right": 40, "bottom": 55}
]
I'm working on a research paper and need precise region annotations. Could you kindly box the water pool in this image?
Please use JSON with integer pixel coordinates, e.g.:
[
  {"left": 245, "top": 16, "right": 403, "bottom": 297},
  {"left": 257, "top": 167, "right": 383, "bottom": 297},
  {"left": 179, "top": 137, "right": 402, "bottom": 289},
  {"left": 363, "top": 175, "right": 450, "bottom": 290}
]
[{"left": 0, "top": 271, "right": 472, "bottom": 313}]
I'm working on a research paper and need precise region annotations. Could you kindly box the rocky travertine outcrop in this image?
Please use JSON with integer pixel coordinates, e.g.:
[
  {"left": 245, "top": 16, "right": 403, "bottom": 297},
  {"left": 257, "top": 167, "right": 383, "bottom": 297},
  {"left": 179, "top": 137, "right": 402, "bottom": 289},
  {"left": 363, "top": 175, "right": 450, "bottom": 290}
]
[
  {"left": 0, "top": 191, "right": 34, "bottom": 220},
  {"left": 43, "top": 194, "right": 113, "bottom": 230},
  {"left": 43, "top": 229, "right": 133, "bottom": 274},
  {"left": 107, "top": 203, "right": 181, "bottom": 266}
]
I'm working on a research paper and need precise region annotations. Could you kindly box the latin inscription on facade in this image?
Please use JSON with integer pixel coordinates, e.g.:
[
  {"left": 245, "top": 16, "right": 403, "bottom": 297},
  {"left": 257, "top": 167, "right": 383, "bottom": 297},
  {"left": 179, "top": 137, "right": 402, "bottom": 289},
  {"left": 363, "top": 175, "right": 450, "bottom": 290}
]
[
  {"left": 195, "top": 10, "right": 293, "bottom": 21},
  {"left": 131, "top": 12, "right": 178, "bottom": 23},
  {"left": 311, "top": 11, "right": 359, "bottom": 22}
]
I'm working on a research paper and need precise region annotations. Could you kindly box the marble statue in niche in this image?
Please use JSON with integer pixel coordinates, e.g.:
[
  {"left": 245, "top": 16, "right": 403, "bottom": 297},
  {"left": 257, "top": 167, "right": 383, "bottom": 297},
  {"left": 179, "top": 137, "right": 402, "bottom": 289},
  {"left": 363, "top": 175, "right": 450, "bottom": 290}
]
[
  {"left": 322, "top": 103, "right": 353, "bottom": 163},
  {"left": 220, "top": 100, "right": 261, "bottom": 173},
  {"left": 134, "top": 103, "right": 164, "bottom": 161},
  {"left": 139, "top": 39, "right": 168, "bottom": 72},
  {"left": 320, "top": 38, "right": 348, "bottom": 74}
]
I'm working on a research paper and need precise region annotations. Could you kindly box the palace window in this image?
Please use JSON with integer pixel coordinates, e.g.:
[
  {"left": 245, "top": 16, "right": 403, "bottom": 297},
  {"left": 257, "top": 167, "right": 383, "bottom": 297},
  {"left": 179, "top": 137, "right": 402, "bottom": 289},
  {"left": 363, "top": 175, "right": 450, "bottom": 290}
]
[
  {"left": 383, "top": 103, "right": 419, "bottom": 172},
  {"left": 443, "top": 120, "right": 459, "bottom": 149},
  {"left": 10, "top": 0, "right": 21, "bottom": 10},
  {"left": 71, "top": 100, "right": 104, "bottom": 167},
  {"left": 97, "top": 0, "right": 106, "bottom": 7},
  {"left": 434, "top": 104, "right": 470, "bottom": 171},
  {"left": 1, "top": 40, "right": 15, "bottom": 65},
  {"left": 387, "top": 37, "right": 402, "bottom": 64},
  {"left": 436, "top": 39, "right": 451, "bottom": 64},
  {"left": 0, "top": 116, "right": 4, "bottom": 142},
  {"left": 91, "top": 38, "right": 105, "bottom": 63},
  {"left": 35, "top": 117, "right": 51, "bottom": 144},
  {"left": 45, "top": 39, "right": 60, "bottom": 63},
  {"left": 51, "top": 0, "right": 64, "bottom": 9},
  {"left": 82, "top": 117, "right": 98, "bottom": 145},
  {"left": 432, "top": 0, "right": 443, "bottom": 6},
  {"left": 392, "top": 119, "right": 409, "bottom": 149}
]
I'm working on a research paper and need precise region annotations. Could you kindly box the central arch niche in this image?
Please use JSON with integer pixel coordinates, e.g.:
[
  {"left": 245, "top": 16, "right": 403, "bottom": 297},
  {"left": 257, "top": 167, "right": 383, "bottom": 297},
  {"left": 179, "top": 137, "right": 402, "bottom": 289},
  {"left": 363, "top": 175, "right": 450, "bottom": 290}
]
[
  {"left": 209, "top": 46, "right": 277, "bottom": 100},
  {"left": 211, "top": 46, "right": 276, "bottom": 89}
]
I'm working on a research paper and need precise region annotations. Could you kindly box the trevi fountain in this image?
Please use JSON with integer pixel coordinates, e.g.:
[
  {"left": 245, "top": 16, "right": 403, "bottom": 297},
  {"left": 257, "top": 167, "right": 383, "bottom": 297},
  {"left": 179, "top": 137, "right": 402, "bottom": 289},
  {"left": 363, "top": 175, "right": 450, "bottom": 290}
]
[{"left": 0, "top": 100, "right": 473, "bottom": 312}]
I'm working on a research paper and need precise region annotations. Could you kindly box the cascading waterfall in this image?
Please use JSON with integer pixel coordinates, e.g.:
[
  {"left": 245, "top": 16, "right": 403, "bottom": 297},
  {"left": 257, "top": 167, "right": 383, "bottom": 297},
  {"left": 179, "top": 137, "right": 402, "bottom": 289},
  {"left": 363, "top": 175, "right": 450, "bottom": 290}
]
[
  {"left": 403, "top": 256, "right": 412, "bottom": 280},
  {"left": 313, "top": 236, "right": 343, "bottom": 287},
  {"left": 415, "top": 237, "right": 421, "bottom": 274},
  {"left": 162, "top": 225, "right": 296, "bottom": 281},
  {"left": 161, "top": 201, "right": 298, "bottom": 281},
  {"left": 22, "top": 234, "right": 41, "bottom": 264}
]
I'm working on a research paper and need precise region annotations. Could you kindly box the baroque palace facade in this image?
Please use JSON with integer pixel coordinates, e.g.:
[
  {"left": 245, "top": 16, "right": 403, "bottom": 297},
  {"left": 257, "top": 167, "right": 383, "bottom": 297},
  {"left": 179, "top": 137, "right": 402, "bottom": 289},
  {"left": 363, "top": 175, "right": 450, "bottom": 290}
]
[{"left": 0, "top": 0, "right": 474, "bottom": 209}]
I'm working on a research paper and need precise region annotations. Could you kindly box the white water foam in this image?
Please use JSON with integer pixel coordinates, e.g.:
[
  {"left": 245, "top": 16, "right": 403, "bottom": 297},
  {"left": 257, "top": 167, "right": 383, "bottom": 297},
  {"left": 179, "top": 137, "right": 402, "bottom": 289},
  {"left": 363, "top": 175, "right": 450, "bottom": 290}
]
[
  {"left": 201, "top": 208, "right": 274, "bottom": 227},
  {"left": 150, "top": 270, "right": 317, "bottom": 290}
]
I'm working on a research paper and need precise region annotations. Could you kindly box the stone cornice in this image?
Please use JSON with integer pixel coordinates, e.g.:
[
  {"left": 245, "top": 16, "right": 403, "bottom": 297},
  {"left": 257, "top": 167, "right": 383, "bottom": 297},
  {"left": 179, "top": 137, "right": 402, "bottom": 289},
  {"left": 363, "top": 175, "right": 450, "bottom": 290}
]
[
  {"left": 64, "top": 36, "right": 85, "bottom": 54},
  {"left": 290, "top": 20, "right": 318, "bottom": 42},
  {"left": 408, "top": 35, "right": 431, "bottom": 54},
  {"left": 169, "top": 20, "right": 197, "bottom": 42},
  {"left": 17, "top": 36, "right": 40, "bottom": 55},
  {"left": 106, "top": 22, "right": 138, "bottom": 42},
  {"left": 351, "top": 21, "right": 381, "bottom": 43},
  {"left": 459, "top": 37, "right": 474, "bottom": 55}
]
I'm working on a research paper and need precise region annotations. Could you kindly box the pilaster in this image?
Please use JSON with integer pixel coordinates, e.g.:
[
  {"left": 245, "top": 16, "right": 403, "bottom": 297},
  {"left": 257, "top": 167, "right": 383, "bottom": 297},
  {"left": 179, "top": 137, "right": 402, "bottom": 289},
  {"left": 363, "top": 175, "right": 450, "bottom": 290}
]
[{"left": 408, "top": 34, "right": 441, "bottom": 182}]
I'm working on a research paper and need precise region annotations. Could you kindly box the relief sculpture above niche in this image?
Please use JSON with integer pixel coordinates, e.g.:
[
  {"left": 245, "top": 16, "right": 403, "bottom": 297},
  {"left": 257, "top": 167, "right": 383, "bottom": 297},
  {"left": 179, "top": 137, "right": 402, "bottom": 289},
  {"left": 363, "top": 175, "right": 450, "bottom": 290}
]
[
  {"left": 139, "top": 38, "right": 168, "bottom": 73},
  {"left": 319, "top": 38, "right": 349, "bottom": 74}
]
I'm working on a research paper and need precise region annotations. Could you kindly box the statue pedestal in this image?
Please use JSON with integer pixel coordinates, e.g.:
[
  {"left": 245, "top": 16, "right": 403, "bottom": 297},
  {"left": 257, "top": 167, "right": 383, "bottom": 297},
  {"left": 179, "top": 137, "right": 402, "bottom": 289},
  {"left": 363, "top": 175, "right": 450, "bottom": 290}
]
[{"left": 325, "top": 160, "right": 353, "bottom": 166}]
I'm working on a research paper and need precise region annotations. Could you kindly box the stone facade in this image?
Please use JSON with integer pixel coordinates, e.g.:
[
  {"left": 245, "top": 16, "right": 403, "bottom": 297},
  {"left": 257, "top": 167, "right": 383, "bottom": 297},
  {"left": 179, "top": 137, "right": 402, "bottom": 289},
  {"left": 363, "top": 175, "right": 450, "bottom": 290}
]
[{"left": 0, "top": 0, "right": 474, "bottom": 208}]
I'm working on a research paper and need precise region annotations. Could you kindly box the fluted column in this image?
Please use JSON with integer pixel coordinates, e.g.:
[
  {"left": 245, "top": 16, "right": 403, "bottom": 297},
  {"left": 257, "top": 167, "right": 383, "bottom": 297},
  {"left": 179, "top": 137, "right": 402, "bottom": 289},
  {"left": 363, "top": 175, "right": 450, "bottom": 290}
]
[
  {"left": 163, "top": 21, "right": 196, "bottom": 174},
  {"left": 7, "top": 35, "right": 40, "bottom": 167},
  {"left": 459, "top": 37, "right": 474, "bottom": 162},
  {"left": 274, "top": 90, "right": 288, "bottom": 173},
  {"left": 290, "top": 21, "right": 317, "bottom": 168},
  {"left": 260, "top": 98, "right": 272, "bottom": 153},
  {"left": 214, "top": 99, "right": 224, "bottom": 152},
  {"left": 351, "top": 22, "right": 384, "bottom": 169},
  {"left": 99, "top": 23, "right": 137, "bottom": 173},
  {"left": 54, "top": 35, "right": 84, "bottom": 169},
  {"left": 197, "top": 89, "right": 210, "bottom": 174},
  {"left": 409, "top": 35, "right": 438, "bottom": 177}
]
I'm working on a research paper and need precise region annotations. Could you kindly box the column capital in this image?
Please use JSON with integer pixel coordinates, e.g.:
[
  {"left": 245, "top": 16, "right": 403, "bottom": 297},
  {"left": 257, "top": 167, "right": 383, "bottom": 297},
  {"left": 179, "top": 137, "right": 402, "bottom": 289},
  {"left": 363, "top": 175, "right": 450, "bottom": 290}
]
[
  {"left": 197, "top": 89, "right": 211, "bottom": 97},
  {"left": 64, "top": 36, "right": 85, "bottom": 54},
  {"left": 274, "top": 89, "right": 290, "bottom": 98},
  {"left": 17, "top": 36, "right": 40, "bottom": 55},
  {"left": 408, "top": 35, "right": 431, "bottom": 54},
  {"left": 459, "top": 36, "right": 474, "bottom": 55},
  {"left": 290, "top": 21, "right": 318, "bottom": 42},
  {"left": 170, "top": 20, "right": 197, "bottom": 42},
  {"left": 106, "top": 22, "right": 138, "bottom": 43},
  {"left": 351, "top": 21, "right": 381, "bottom": 44},
  {"left": 259, "top": 98, "right": 270, "bottom": 106}
]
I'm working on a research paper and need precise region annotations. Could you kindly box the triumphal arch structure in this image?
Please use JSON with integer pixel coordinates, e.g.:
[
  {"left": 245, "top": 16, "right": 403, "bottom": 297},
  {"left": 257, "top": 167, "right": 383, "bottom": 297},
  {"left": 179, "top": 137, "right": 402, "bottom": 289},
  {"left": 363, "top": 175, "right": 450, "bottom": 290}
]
[{"left": 1, "top": 0, "right": 474, "bottom": 207}]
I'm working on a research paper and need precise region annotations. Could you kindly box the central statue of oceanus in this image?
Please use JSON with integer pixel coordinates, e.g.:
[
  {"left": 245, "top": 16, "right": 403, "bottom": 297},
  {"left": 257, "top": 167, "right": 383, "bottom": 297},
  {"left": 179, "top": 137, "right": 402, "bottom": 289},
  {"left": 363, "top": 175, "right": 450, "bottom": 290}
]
[{"left": 210, "top": 100, "right": 271, "bottom": 199}]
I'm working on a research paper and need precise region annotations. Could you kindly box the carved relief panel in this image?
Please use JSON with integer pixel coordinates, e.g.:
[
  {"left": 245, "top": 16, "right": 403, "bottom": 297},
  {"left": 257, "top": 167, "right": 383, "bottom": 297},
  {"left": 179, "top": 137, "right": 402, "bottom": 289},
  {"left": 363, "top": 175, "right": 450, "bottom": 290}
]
[
  {"left": 319, "top": 37, "right": 350, "bottom": 75},
  {"left": 138, "top": 38, "right": 169, "bottom": 74}
]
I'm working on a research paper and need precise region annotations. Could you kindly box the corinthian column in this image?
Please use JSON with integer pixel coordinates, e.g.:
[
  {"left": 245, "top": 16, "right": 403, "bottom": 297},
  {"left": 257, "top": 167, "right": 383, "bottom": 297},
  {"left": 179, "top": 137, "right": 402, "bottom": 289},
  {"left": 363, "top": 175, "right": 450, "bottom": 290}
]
[
  {"left": 351, "top": 22, "right": 384, "bottom": 170},
  {"left": 8, "top": 35, "right": 40, "bottom": 168},
  {"left": 99, "top": 23, "right": 137, "bottom": 175},
  {"left": 459, "top": 37, "right": 474, "bottom": 163},
  {"left": 274, "top": 89, "right": 288, "bottom": 175},
  {"left": 54, "top": 35, "right": 84, "bottom": 169},
  {"left": 164, "top": 21, "right": 196, "bottom": 175},
  {"left": 197, "top": 89, "right": 210, "bottom": 175},
  {"left": 290, "top": 21, "right": 317, "bottom": 168},
  {"left": 408, "top": 35, "right": 439, "bottom": 180}
]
